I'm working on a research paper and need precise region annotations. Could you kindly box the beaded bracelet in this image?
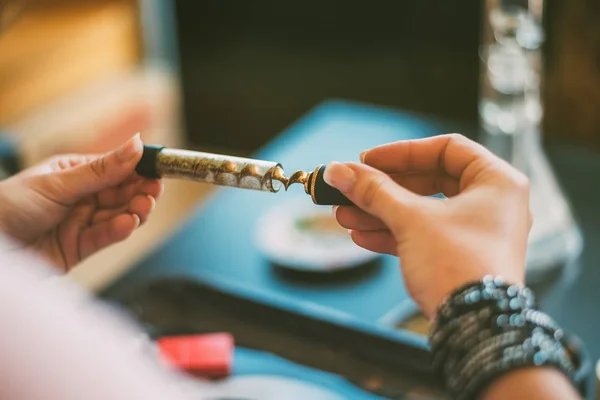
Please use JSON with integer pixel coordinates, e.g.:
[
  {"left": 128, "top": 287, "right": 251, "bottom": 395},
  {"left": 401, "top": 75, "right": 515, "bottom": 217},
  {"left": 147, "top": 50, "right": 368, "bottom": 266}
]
[{"left": 429, "top": 276, "right": 590, "bottom": 400}]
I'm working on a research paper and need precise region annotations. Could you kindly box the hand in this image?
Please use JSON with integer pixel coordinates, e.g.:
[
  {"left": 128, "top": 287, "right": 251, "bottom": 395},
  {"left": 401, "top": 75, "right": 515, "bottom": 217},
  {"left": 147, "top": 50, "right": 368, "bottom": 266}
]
[
  {"left": 324, "top": 134, "right": 532, "bottom": 318},
  {"left": 0, "top": 134, "right": 163, "bottom": 272}
]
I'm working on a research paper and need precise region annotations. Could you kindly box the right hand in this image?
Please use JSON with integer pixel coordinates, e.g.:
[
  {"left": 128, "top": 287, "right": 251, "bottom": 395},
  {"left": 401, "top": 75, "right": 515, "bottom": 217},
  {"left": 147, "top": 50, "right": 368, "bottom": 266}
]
[{"left": 324, "top": 134, "right": 532, "bottom": 318}]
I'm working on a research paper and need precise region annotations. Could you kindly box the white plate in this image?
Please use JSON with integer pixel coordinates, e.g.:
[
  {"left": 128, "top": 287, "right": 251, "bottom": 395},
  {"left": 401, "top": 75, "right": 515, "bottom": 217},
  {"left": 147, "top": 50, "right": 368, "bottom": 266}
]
[{"left": 255, "top": 200, "right": 379, "bottom": 272}]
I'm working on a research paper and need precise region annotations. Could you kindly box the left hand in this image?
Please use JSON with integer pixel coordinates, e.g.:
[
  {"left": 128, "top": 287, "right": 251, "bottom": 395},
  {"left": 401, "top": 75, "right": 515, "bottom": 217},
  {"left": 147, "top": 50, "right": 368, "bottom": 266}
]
[{"left": 0, "top": 134, "right": 163, "bottom": 272}]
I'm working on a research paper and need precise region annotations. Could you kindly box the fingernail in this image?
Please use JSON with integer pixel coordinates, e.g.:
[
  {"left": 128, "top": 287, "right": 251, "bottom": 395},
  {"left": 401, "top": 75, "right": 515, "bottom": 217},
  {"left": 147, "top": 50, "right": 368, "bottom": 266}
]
[
  {"left": 146, "top": 195, "right": 156, "bottom": 211},
  {"left": 332, "top": 205, "right": 339, "bottom": 218},
  {"left": 324, "top": 162, "right": 355, "bottom": 193},
  {"left": 130, "top": 213, "right": 141, "bottom": 228},
  {"left": 359, "top": 151, "right": 367, "bottom": 163},
  {"left": 117, "top": 133, "right": 143, "bottom": 162}
]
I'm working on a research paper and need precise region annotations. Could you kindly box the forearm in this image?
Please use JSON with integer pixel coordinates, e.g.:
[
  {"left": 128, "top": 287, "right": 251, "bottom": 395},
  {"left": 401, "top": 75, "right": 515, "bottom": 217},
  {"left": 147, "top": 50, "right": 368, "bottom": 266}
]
[{"left": 483, "top": 368, "right": 581, "bottom": 400}]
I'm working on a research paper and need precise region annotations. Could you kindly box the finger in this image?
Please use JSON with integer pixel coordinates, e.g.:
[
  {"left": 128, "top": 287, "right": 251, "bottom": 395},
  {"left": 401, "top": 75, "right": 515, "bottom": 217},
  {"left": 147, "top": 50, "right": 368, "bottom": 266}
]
[
  {"left": 56, "top": 201, "right": 96, "bottom": 270},
  {"left": 79, "top": 214, "right": 140, "bottom": 261},
  {"left": 17, "top": 154, "right": 101, "bottom": 178},
  {"left": 93, "top": 206, "right": 127, "bottom": 224},
  {"left": 92, "top": 194, "right": 156, "bottom": 225},
  {"left": 49, "top": 134, "right": 144, "bottom": 204},
  {"left": 128, "top": 194, "right": 155, "bottom": 225},
  {"left": 56, "top": 154, "right": 102, "bottom": 170},
  {"left": 323, "top": 161, "right": 419, "bottom": 228},
  {"left": 335, "top": 206, "right": 387, "bottom": 231},
  {"left": 349, "top": 229, "right": 397, "bottom": 256},
  {"left": 391, "top": 171, "right": 459, "bottom": 197},
  {"left": 361, "top": 134, "right": 505, "bottom": 189},
  {"left": 96, "top": 179, "right": 162, "bottom": 208}
]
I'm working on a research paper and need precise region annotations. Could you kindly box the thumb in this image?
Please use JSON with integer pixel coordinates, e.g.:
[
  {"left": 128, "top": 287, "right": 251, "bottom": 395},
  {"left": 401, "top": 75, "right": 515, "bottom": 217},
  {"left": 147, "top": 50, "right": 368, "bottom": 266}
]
[
  {"left": 55, "top": 134, "right": 144, "bottom": 203},
  {"left": 323, "top": 161, "right": 418, "bottom": 226}
]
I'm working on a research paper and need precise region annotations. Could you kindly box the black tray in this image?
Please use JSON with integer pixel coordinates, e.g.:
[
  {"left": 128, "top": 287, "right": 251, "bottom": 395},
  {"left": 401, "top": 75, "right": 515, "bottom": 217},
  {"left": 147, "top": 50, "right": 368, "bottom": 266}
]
[{"left": 117, "top": 277, "right": 443, "bottom": 399}]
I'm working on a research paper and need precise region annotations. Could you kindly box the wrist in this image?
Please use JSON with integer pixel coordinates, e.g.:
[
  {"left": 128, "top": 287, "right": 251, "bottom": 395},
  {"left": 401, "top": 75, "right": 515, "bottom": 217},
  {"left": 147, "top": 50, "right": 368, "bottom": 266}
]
[
  {"left": 429, "top": 276, "right": 590, "bottom": 400},
  {"left": 425, "top": 271, "right": 525, "bottom": 320}
]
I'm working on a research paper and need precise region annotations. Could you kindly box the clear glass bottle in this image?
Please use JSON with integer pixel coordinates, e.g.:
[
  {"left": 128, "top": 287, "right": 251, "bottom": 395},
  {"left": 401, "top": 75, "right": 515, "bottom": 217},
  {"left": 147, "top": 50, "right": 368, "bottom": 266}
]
[{"left": 479, "top": 0, "right": 583, "bottom": 282}]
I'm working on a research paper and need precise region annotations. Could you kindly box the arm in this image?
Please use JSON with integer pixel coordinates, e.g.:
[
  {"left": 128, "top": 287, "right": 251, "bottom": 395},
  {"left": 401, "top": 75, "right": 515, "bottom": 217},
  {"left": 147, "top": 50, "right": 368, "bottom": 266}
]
[{"left": 483, "top": 368, "right": 580, "bottom": 400}]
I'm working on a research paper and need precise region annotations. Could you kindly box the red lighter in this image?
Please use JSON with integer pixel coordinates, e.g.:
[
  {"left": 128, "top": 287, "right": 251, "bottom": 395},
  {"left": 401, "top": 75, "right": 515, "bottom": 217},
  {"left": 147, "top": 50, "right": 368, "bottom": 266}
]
[{"left": 157, "top": 333, "right": 234, "bottom": 378}]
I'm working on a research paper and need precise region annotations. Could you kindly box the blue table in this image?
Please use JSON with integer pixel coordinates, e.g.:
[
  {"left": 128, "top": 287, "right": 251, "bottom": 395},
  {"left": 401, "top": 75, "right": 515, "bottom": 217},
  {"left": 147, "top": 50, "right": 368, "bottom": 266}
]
[{"left": 106, "top": 100, "right": 449, "bottom": 324}]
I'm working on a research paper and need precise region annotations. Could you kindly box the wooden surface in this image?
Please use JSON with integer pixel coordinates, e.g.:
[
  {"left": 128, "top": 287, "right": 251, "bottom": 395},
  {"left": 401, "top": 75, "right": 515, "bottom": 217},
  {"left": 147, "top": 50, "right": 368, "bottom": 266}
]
[
  {"left": 0, "top": 0, "right": 141, "bottom": 125},
  {"left": 545, "top": 0, "right": 600, "bottom": 148}
]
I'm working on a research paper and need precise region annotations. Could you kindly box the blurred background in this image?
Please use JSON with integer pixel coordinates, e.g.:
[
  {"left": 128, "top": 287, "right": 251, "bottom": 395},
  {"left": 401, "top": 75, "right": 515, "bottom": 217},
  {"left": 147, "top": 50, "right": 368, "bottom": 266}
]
[{"left": 0, "top": 0, "right": 598, "bottom": 292}]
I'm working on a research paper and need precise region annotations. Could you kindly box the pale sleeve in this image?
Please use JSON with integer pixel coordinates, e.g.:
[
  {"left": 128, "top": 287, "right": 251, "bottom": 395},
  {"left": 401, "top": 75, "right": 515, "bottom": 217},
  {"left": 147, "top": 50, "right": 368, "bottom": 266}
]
[{"left": 0, "top": 235, "right": 195, "bottom": 400}]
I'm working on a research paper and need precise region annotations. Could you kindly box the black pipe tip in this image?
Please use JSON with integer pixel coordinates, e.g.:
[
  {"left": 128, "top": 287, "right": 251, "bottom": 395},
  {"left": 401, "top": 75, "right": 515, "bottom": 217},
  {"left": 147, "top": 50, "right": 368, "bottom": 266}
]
[
  {"left": 136, "top": 144, "right": 165, "bottom": 179},
  {"left": 307, "top": 165, "right": 354, "bottom": 206}
]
